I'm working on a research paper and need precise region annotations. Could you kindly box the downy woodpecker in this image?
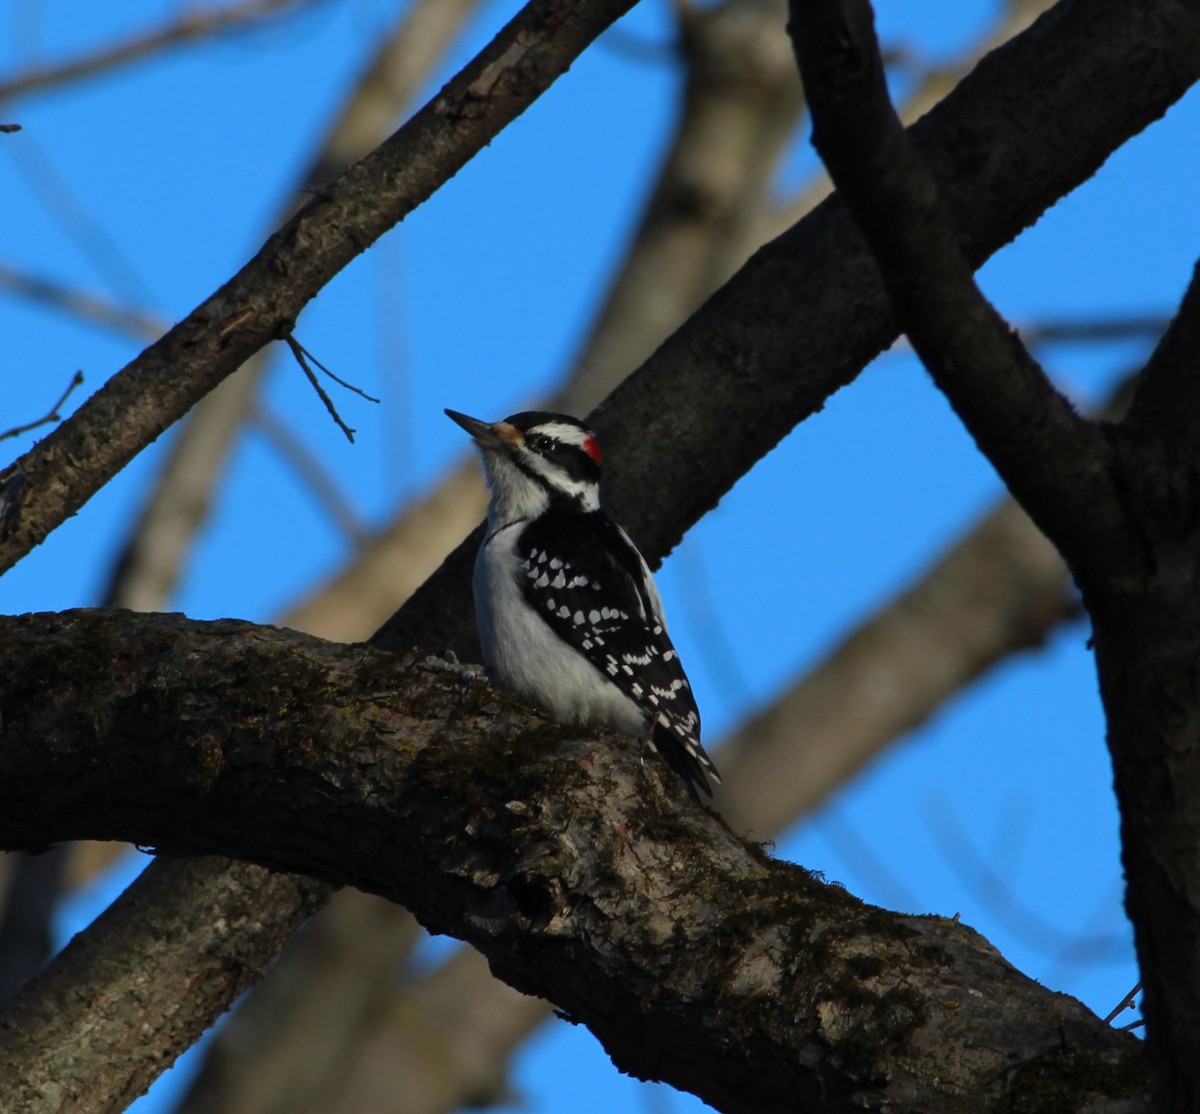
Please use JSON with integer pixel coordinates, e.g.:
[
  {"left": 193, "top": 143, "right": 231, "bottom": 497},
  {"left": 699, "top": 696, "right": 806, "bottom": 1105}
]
[{"left": 446, "top": 408, "right": 719, "bottom": 800}]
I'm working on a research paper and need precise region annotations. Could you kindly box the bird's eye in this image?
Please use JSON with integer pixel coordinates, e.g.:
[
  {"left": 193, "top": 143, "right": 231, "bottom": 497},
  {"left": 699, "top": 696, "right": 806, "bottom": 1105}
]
[{"left": 528, "top": 434, "right": 557, "bottom": 455}]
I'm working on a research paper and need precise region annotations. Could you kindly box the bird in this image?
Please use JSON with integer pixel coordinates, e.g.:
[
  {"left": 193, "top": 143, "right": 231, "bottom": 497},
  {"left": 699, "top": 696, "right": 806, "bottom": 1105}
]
[{"left": 446, "top": 407, "right": 720, "bottom": 800}]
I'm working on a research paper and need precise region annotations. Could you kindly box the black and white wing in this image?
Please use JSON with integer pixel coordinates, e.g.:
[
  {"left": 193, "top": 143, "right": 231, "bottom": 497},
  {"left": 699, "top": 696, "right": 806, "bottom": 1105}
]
[{"left": 516, "top": 510, "right": 719, "bottom": 798}]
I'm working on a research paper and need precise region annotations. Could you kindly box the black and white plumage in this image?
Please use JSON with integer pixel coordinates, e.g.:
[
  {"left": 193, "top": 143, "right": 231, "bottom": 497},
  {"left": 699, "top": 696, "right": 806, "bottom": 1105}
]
[{"left": 446, "top": 408, "right": 719, "bottom": 800}]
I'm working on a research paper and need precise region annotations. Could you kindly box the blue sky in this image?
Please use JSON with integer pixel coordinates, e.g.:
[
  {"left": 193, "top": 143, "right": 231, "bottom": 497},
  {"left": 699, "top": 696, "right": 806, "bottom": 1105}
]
[{"left": 5, "top": 0, "right": 1196, "bottom": 1108}]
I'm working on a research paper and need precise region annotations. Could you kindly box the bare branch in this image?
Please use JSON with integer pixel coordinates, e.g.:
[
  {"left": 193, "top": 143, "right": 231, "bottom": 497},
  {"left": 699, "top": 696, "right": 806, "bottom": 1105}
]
[
  {"left": 785, "top": 0, "right": 1124, "bottom": 575},
  {"left": 283, "top": 335, "right": 359, "bottom": 443},
  {"left": 0, "top": 0, "right": 639, "bottom": 578},
  {"left": 0, "top": 610, "right": 1148, "bottom": 1113},
  {"left": 1105, "top": 983, "right": 1144, "bottom": 1026},
  {"left": 0, "top": 847, "right": 68, "bottom": 1005},
  {"left": 755, "top": 0, "right": 1057, "bottom": 243},
  {"left": 178, "top": 891, "right": 424, "bottom": 1114},
  {"left": 1020, "top": 314, "right": 1169, "bottom": 349},
  {"left": 7, "top": 133, "right": 155, "bottom": 307},
  {"left": 0, "top": 370, "right": 83, "bottom": 442},
  {"left": 718, "top": 501, "right": 1074, "bottom": 834}
]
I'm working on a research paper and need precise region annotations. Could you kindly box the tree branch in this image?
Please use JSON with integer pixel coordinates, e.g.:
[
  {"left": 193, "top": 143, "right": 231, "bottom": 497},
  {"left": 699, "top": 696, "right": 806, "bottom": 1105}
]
[
  {"left": 0, "top": 370, "right": 84, "bottom": 443},
  {"left": 0, "top": 610, "right": 1147, "bottom": 1113},
  {"left": 0, "top": 0, "right": 637, "bottom": 577},
  {"left": 784, "top": 0, "right": 1126, "bottom": 577},
  {"left": 0, "top": 855, "right": 328, "bottom": 1113},
  {"left": 753, "top": 0, "right": 1056, "bottom": 246},
  {"left": 178, "top": 890, "right": 424, "bottom": 1114}
]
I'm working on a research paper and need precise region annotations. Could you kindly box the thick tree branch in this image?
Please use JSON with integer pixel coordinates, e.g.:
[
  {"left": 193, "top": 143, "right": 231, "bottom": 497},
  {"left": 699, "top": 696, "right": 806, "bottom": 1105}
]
[
  {"left": 787, "top": 5, "right": 1200, "bottom": 1107},
  {"left": 785, "top": 0, "right": 1126, "bottom": 578},
  {"left": 1079, "top": 257, "right": 1200, "bottom": 1110},
  {"left": 0, "top": 0, "right": 636, "bottom": 577},
  {"left": 196, "top": 487, "right": 1081, "bottom": 1113},
  {"left": 0, "top": 611, "right": 1147, "bottom": 1113}
]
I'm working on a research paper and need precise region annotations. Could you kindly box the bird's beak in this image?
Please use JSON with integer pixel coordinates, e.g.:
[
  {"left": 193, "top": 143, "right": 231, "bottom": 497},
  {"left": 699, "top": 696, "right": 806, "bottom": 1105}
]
[{"left": 445, "top": 409, "right": 522, "bottom": 451}]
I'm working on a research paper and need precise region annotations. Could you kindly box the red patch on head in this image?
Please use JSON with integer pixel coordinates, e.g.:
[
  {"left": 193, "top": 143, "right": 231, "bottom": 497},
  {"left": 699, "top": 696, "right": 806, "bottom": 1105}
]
[{"left": 583, "top": 435, "right": 603, "bottom": 465}]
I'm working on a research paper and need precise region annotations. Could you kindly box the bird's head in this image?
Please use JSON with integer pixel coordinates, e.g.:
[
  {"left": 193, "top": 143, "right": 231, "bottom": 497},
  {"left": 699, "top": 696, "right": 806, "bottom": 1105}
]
[{"left": 446, "top": 409, "right": 603, "bottom": 522}]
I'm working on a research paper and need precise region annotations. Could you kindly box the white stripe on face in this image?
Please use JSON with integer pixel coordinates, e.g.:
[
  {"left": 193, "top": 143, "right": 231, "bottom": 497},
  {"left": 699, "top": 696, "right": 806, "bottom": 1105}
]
[{"left": 528, "top": 420, "right": 591, "bottom": 448}]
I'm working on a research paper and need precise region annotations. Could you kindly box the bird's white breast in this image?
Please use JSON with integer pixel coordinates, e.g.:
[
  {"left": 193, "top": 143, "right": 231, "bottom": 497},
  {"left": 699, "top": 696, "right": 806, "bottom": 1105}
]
[{"left": 474, "top": 524, "right": 646, "bottom": 736}]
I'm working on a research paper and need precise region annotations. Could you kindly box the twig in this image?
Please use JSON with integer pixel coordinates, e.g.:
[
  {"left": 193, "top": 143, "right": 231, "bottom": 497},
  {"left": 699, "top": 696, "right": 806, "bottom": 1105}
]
[
  {"left": 8, "top": 132, "right": 155, "bottom": 309},
  {"left": 1020, "top": 314, "right": 1168, "bottom": 347},
  {"left": 0, "top": 124, "right": 20, "bottom": 134},
  {"left": 282, "top": 336, "right": 359, "bottom": 443},
  {"left": 0, "top": 371, "right": 85, "bottom": 442},
  {"left": 1103, "top": 981, "right": 1143, "bottom": 1025},
  {"left": 286, "top": 336, "right": 380, "bottom": 404}
]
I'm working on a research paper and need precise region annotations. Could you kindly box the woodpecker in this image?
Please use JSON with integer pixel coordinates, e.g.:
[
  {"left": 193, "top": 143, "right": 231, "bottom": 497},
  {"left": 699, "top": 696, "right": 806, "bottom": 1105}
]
[{"left": 446, "top": 408, "right": 720, "bottom": 800}]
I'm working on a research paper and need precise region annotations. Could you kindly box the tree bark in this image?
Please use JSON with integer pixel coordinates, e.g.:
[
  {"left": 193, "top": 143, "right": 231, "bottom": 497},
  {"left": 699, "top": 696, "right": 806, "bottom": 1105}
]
[
  {"left": 0, "top": 855, "right": 327, "bottom": 1113},
  {"left": 0, "top": 611, "right": 1147, "bottom": 1113}
]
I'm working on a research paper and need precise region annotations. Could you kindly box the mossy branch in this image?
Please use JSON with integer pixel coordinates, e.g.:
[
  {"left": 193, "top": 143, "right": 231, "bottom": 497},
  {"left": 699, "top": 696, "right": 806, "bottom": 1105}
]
[{"left": 0, "top": 610, "right": 1145, "bottom": 1113}]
